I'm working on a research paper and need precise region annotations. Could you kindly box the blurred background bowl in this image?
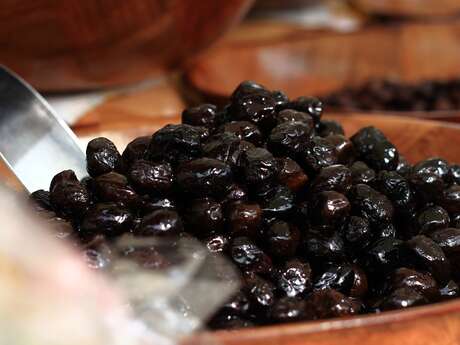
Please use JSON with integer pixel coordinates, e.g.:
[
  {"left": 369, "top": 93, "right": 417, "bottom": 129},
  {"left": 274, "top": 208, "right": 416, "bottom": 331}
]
[
  {"left": 349, "top": 0, "right": 460, "bottom": 18},
  {"left": 0, "top": 0, "right": 253, "bottom": 91}
]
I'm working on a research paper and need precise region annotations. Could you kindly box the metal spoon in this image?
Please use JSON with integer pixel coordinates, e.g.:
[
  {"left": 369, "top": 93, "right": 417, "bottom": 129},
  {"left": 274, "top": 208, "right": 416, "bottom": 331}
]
[{"left": 0, "top": 66, "right": 86, "bottom": 192}]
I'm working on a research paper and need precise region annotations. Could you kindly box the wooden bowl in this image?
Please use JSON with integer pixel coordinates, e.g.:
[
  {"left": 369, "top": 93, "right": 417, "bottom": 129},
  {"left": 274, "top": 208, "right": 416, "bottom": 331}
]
[
  {"left": 349, "top": 0, "right": 460, "bottom": 18},
  {"left": 0, "top": 0, "right": 253, "bottom": 91},
  {"left": 186, "top": 20, "right": 460, "bottom": 120},
  {"left": 74, "top": 113, "right": 460, "bottom": 345},
  {"left": 0, "top": 113, "right": 458, "bottom": 343}
]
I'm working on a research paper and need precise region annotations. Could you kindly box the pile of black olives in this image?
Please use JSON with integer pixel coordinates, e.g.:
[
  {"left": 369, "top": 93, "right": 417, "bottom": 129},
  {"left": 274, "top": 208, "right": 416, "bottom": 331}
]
[
  {"left": 323, "top": 79, "right": 460, "bottom": 112},
  {"left": 30, "top": 81, "right": 460, "bottom": 330}
]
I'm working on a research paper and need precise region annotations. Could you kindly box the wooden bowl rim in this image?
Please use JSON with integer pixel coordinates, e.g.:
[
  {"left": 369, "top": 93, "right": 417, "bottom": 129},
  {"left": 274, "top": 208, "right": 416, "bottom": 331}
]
[{"left": 212, "top": 298, "right": 460, "bottom": 339}]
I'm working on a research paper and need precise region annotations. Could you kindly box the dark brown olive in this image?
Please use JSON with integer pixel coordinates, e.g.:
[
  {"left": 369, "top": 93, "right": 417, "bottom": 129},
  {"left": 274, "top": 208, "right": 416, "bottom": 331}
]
[
  {"left": 219, "top": 291, "right": 250, "bottom": 317},
  {"left": 183, "top": 198, "right": 224, "bottom": 237},
  {"left": 261, "top": 185, "right": 296, "bottom": 219},
  {"left": 452, "top": 213, "right": 460, "bottom": 228},
  {"left": 300, "top": 136, "right": 338, "bottom": 174},
  {"left": 343, "top": 216, "right": 373, "bottom": 250},
  {"left": 390, "top": 267, "right": 438, "bottom": 300},
  {"left": 268, "top": 121, "right": 313, "bottom": 158},
  {"left": 313, "top": 263, "right": 354, "bottom": 294},
  {"left": 439, "top": 280, "right": 460, "bottom": 300},
  {"left": 228, "top": 203, "right": 262, "bottom": 237},
  {"left": 240, "top": 147, "right": 279, "bottom": 188},
  {"left": 317, "top": 120, "right": 344, "bottom": 137},
  {"left": 308, "top": 289, "right": 360, "bottom": 319},
  {"left": 86, "top": 137, "right": 122, "bottom": 177},
  {"left": 349, "top": 184, "right": 394, "bottom": 226},
  {"left": 121, "top": 136, "right": 150, "bottom": 167},
  {"left": 231, "top": 237, "right": 272, "bottom": 274},
  {"left": 350, "top": 161, "right": 376, "bottom": 185},
  {"left": 220, "top": 121, "right": 263, "bottom": 146},
  {"left": 361, "top": 238, "right": 404, "bottom": 274},
  {"left": 324, "top": 134, "right": 355, "bottom": 165},
  {"left": 128, "top": 159, "right": 173, "bottom": 194},
  {"left": 272, "top": 90, "right": 289, "bottom": 110},
  {"left": 310, "top": 191, "right": 350, "bottom": 227},
  {"left": 81, "top": 202, "right": 133, "bottom": 237},
  {"left": 50, "top": 170, "right": 90, "bottom": 218},
  {"left": 231, "top": 80, "right": 266, "bottom": 102},
  {"left": 270, "top": 297, "right": 309, "bottom": 323},
  {"left": 303, "top": 230, "right": 346, "bottom": 261},
  {"left": 449, "top": 164, "right": 460, "bottom": 185},
  {"left": 243, "top": 272, "right": 276, "bottom": 314},
  {"left": 121, "top": 245, "right": 171, "bottom": 270},
  {"left": 413, "top": 158, "right": 450, "bottom": 182},
  {"left": 441, "top": 185, "right": 460, "bottom": 214},
  {"left": 429, "top": 228, "right": 460, "bottom": 262},
  {"left": 350, "top": 265, "right": 368, "bottom": 298},
  {"left": 286, "top": 96, "right": 323, "bottom": 124},
  {"left": 410, "top": 171, "right": 445, "bottom": 204},
  {"left": 141, "top": 196, "right": 176, "bottom": 213},
  {"left": 147, "top": 124, "right": 202, "bottom": 164},
  {"left": 417, "top": 206, "right": 450, "bottom": 234},
  {"left": 266, "top": 221, "right": 300, "bottom": 258},
  {"left": 30, "top": 189, "right": 53, "bottom": 212},
  {"left": 223, "top": 184, "right": 248, "bottom": 206},
  {"left": 406, "top": 235, "right": 451, "bottom": 283},
  {"left": 182, "top": 104, "right": 217, "bottom": 128},
  {"left": 375, "top": 170, "right": 415, "bottom": 214},
  {"left": 136, "top": 209, "right": 183, "bottom": 237},
  {"left": 351, "top": 126, "right": 399, "bottom": 171},
  {"left": 204, "top": 234, "right": 231, "bottom": 254},
  {"left": 310, "top": 164, "right": 352, "bottom": 194},
  {"left": 277, "top": 158, "right": 308, "bottom": 192},
  {"left": 276, "top": 109, "right": 314, "bottom": 127},
  {"left": 203, "top": 132, "right": 255, "bottom": 169},
  {"left": 94, "top": 172, "right": 139, "bottom": 208},
  {"left": 231, "top": 90, "right": 277, "bottom": 129},
  {"left": 208, "top": 314, "right": 254, "bottom": 330},
  {"left": 380, "top": 287, "right": 427, "bottom": 311},
  {"left": 396, "top": 155, "right": 412, "bottom": 177},
  {"left": 176, "top": 158, "right": 233, "bottom": 197},
  {"left": 275, "top": 259, "right": 312, "bottom": 297}
]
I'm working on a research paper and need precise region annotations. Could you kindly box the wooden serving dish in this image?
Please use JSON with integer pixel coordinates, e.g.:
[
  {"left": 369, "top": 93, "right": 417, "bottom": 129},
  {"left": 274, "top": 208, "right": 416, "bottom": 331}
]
[
  {"left": 349, "top": 0, "right": 460, "bottom": 18},
  {"left": 75, "top": 113, "right": 460, "bottom": 345},
  {"left": 2, "top": 113, "right": 460, "bottom": 344},
  {"left": 0, "top": 0, "right": 253, "bottom": 91},
  {"left": 186, "top": 20, "right": 460, "bottom": 117}
]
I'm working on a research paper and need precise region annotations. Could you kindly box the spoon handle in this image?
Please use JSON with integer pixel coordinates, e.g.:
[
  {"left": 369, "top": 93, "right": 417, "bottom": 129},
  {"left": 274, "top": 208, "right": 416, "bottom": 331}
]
[{"left": 0, "top": 66, "right": 86, "bottom": 192}]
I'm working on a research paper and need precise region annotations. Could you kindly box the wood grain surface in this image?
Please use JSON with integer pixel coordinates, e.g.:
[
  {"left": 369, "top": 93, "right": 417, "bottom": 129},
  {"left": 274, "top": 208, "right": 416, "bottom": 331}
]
[
  {"left": 0, "top": 0, "right": 253, "bottom": 91},
  {"left": 349, "top": 0, "right": 460, "bottom": 17}
]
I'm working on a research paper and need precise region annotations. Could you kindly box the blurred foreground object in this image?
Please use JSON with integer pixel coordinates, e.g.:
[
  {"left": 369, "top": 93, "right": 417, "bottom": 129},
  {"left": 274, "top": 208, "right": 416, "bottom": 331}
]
[
  {"left": 0, "top": 186, "right": 237, "bottom": 345},
  {"left": 0, "top": 0, "right": 253, "bottom": 91},
  {"left": 349, "top": 0, "right": 460, "bottom": 17}
]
